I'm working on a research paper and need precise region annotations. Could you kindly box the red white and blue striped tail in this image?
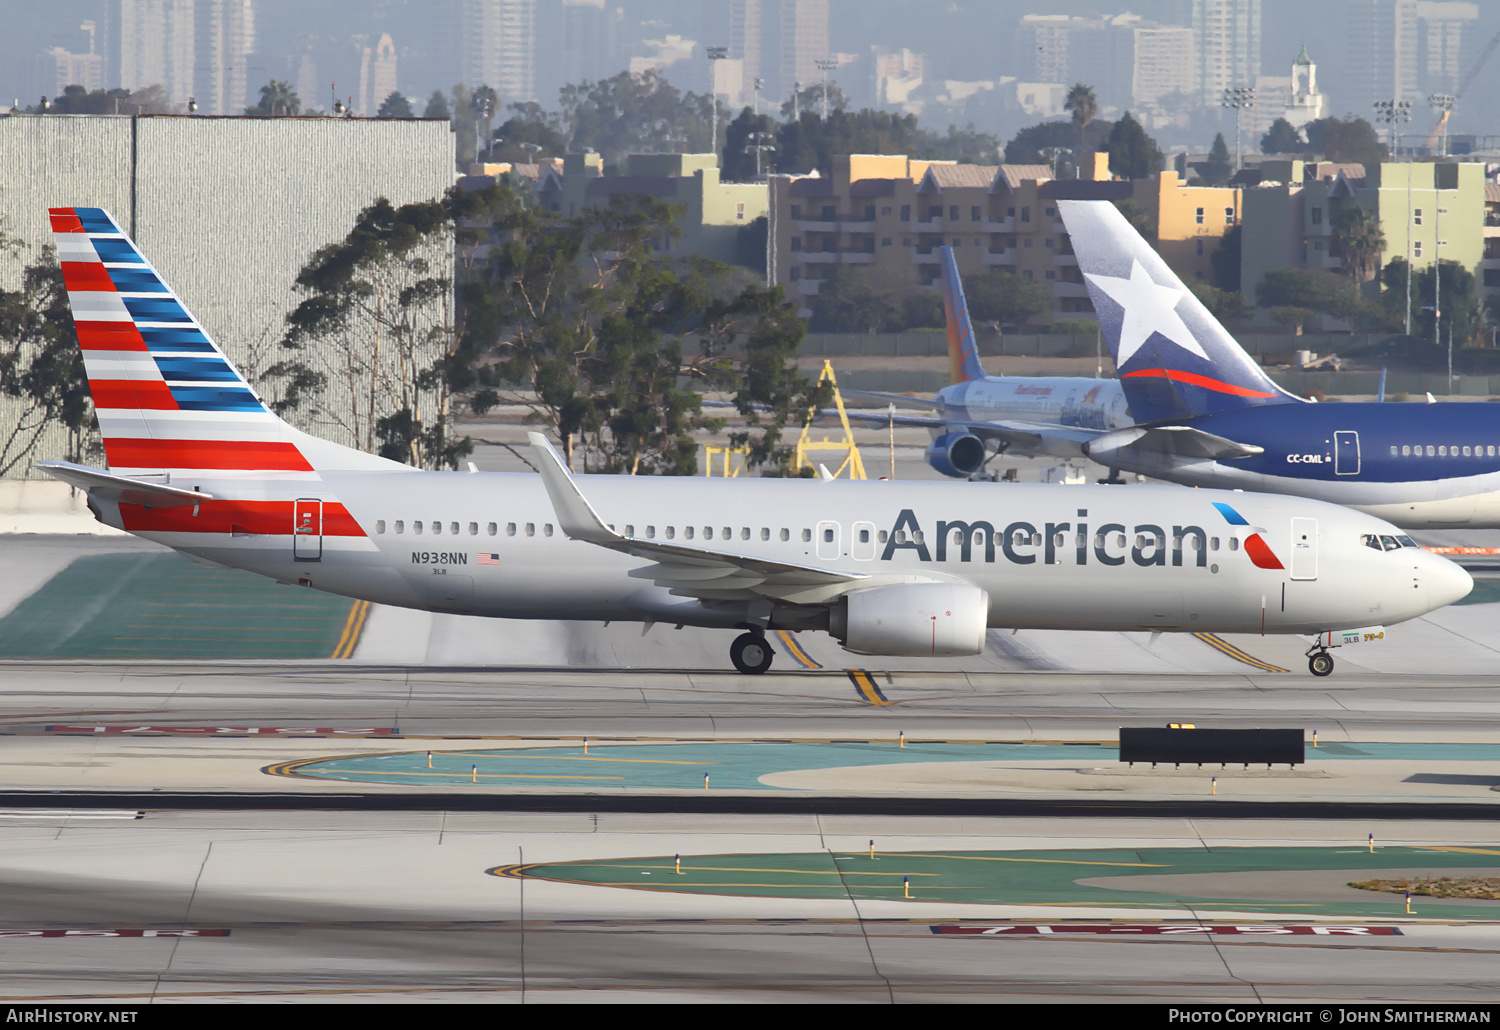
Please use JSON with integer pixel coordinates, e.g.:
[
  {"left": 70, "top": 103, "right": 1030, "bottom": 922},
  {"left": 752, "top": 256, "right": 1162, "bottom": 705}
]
[{"left": 50, "top": 206, "right": 390, "bottom": 477}]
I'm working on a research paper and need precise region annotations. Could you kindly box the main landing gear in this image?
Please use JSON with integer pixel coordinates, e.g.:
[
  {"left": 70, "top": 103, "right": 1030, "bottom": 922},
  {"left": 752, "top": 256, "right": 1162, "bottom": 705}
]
[
  {"left": 730, "top": 631, "right": 775, "bottom": 675},
  {"left": 1306, "top": 645, "right": 1335, "bottom": 677}
]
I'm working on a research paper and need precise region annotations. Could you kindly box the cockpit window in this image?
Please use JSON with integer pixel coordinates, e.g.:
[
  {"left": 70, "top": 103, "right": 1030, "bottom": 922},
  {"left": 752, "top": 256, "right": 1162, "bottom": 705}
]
[
  {"left": 1379, "top": 535, "right": 1402, "bottom": 551},
  {"left": 1396, "top": 535, "right": 1418, "bottom": 548},
  {"left": 1361, "top": 534, "right": 1383, "bottom": 551}
]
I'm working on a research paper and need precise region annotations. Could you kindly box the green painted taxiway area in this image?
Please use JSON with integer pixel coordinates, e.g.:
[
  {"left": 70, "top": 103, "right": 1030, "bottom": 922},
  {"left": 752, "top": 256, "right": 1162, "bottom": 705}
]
[
  {"left": 494, "top": 845, "right": 1500, "bottom": 918},
  {"left": 271, "top": 740, "right": 1500, "bottom": 792},
  {"left": 0, "top": 552, "right": 359, "bottom": 659}
]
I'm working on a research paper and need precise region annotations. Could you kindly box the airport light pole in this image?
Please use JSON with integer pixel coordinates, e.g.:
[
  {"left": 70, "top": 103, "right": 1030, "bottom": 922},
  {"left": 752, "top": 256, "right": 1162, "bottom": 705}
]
[
  {"left": 1040, "top": 146, "right": 1073, "bottom": 181},
  {"left": 815, "top": 58, "right": 838, "bottom": 120},
  {"left": 1373, "top": 98, "right": 1411, "bottom": 155},
  {"left": 1221, "top": 87, "right": 1255, "bottom": 172},
  {"left": 746, "top": 131, "right": 776, "bottom": 180},
  {"left": 706, "top": 46, "right": 728, "bottom": 157},
  {"left": 1376, "top": 99, "right": 1416, "bottom": 334}
]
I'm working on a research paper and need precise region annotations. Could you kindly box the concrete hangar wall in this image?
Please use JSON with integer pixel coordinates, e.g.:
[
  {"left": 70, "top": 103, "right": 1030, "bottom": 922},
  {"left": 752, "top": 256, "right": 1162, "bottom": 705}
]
[{"left": 0, "top": 114, "right": 455, "bottom": 477}]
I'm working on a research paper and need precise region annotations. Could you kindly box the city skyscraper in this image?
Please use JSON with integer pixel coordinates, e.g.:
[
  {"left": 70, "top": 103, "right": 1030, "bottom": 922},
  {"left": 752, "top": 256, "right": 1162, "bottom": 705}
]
[
  {"left": 194, "top": 0, "right": 256, "bottom": 115},
  {"left": 1191, "top": 0, "right": 1262, "bottom": 100},
  {"left": 728, "top": 0, "right": 828, "bottom": 110},
  {"left": 1345, "top": 1, "right": 1476, "bottom": 115},
  {"left": 462, "top": 0, "right": 537, "bottom": 104},
  {"left": 115, "top": 0, "right": 196, "bottom": 107}
]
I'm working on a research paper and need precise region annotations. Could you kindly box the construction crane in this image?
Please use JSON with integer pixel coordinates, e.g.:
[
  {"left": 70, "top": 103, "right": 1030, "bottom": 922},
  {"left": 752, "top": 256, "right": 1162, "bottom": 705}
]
[{"left": 1423, "top": 25, "right": 1500, "bottom": 154}]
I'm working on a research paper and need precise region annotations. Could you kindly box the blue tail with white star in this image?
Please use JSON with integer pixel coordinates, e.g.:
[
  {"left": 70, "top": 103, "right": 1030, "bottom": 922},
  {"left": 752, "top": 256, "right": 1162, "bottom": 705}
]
[{"left": 1057, "top": 200, "right": 1301, "bottom": 423}]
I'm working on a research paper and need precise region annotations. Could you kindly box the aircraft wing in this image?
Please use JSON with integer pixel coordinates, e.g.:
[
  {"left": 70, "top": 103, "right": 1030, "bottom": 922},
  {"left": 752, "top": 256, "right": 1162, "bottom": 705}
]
[
  {"left": 526, "top": 432, "right": 869, "bottom": 603},
  {"left": 841, "top": 408, "right": 1106, "bottom": 456},
  {"left": 1083, "top": 425, "right": 1264, "bottom": 468},
  {"left": 35, "top": 460, "right": 214, "bottom": 508},
  {"left": 837, "top": 388, "right": 944, "bottom": 411}
]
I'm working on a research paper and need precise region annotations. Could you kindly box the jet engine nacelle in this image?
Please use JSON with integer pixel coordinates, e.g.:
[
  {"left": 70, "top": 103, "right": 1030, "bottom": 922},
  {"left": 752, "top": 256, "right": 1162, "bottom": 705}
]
[
  {"left": 926, "top": 432, "right": 987, "bottom": 478},
  {"left": 831, "top": 583, "right": 989, "bottom": 657}
]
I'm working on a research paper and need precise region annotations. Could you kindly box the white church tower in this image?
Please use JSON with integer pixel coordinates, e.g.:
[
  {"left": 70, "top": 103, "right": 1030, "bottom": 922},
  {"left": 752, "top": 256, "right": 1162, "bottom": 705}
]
[{"left": 1286, "top": 43, "right": 1325, "bottom": 128}]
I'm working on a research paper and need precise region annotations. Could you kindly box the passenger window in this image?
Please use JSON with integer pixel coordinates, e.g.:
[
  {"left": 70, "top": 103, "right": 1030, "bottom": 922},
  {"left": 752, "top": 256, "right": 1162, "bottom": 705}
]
[
  {"left": 781, "top": 529, "right": 790, "bottom": 541},
  {"left": 487, "top": 523, "right": 497, "bottom": 536},
  {"left": 450, "top": 522, "right": 459, "bottom": 535},
  {"left": 544, "top": 524, "right": 553, "bottom": 537},
  {"left": 1210, "top": 537, "right": 1219, "bottom": 551},
  {"left": 1489, "top": 446, "right": 1496, "bottom": 457},
  {"left": 469, "top": 522, "right": 478, "bottom": 535},
  {"left": 665, "top": 526, "right": 675, "bottom": 539},
  {"left": 1439, "top": 446, "right": 1448, "bottom": 456},
  {"left": 624, "top": 524, "right": 634, "bottom": 536},
  {"left": 722, "top": 527, "right": 730, "bottom": 539},
  {"left": 507, "top": 523, "right": 517, "bottom": 536},
  {"left": 859, "top": 528, "right": 870, "bottom": 543},
  {"left": 825, "top": 528, "right": 835, "bottom": 542},
  {"left": 1402, "top": 445, "right": 1410, "bottom": 456},
  {"left": 414, "top": 521, "right": 424, "bottom": 534},
  {"left": 742, "top": 528, "right": 751, "bottom": 540},
  {"left": 879, "top": 530, "right": 888, "bottom": 543},
  {"left": 761, "top": 528, "right": 769, "bottom": 541},
  {"left": 525, "top": 523, "right": 535, "bottom": 537},
  {"left": 435, "top": 521, "right": 445, "bottom": 535},
  {"left": 1390, "top": 446, "right": 1398, "bottom": 457},
  {"left": 802, "top": 529, "right": 812, "bottom": 542},
  {"left": 376, "top": 520, "right": 386, "bottom": 534},
  {"left": 1114, "top": 533, "right": 1125, "bottom": 549},
  {"left": 684, "top": 526, "right": 695, "bottom": 539},
  {"left": 1229, "top": 537, "right": 1239, "bottom": 551},
  {"left": 1426, "top": 445, "right": 1435, "bottom": 456},
  {"left": 1464, "top": 446, "right": 1473, "bottom": 457},
  {"left": 395, "top": 520, "right": 404, "bottom": 534},
  {"left": 646, "top": 526, "right": 655, "bottom": 539},
  {"left": 896, "top": 530, "right": 908, "bottom": 543}
]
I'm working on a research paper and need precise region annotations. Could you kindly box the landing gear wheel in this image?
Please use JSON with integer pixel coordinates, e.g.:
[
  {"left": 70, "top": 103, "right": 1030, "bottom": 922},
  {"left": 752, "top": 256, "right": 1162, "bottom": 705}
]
[
  {"left": 730, "top": 632, "right": 774, "bottom": 675},
  {"left": 1308, "top": 651, "right": 1335, "bottom": 677}
]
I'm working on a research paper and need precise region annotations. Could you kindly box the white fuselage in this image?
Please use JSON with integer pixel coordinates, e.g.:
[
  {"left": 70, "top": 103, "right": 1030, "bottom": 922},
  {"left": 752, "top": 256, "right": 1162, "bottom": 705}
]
[{"left": 90, "top": 470, "right": 1471, "bottom": 639}]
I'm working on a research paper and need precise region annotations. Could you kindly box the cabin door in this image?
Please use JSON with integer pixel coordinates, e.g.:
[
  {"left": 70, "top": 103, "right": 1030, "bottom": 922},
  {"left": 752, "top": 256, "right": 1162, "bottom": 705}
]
[
  {"left": 1289, "top": 518, "right": 1317, "bottom": 581},
  {"left": 293, "top": 499, "right": 323, "bottom": 561},
  {"left": 1334, "top": 431, "right": 1360, "bottom": 475}
]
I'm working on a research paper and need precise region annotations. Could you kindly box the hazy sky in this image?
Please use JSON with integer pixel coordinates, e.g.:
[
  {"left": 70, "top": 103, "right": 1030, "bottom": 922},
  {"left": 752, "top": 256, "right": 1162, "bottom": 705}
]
[{"left": 9, "top": 1, "right": 1500, "bottom": 139}]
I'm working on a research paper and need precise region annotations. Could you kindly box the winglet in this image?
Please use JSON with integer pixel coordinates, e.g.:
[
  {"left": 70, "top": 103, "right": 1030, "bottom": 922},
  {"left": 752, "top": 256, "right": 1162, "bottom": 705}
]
[{"left": 526, "top": 432, "right": 620, "bottom": 544}]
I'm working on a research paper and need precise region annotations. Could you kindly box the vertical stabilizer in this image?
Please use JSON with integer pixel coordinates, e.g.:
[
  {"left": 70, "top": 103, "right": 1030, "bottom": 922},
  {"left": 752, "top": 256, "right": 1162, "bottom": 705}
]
[
  {"left": 1058, "top": 200, "right": 1301, "bottom": 423},
  {"left": 49, "top": 206, "right": 396, "bottom": 477},
  {"left": 939, "top": 246, "right": 988, "bottom": 384}
]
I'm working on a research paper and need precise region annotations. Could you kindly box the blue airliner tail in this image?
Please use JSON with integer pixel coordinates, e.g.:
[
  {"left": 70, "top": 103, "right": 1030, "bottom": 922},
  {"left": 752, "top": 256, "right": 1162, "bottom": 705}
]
[
  {"left": 939, "top": 246, "right": 988, "bottom": 384},
  {"left": 1058, "top": 200, "right": 1301, "bottom": 423}
]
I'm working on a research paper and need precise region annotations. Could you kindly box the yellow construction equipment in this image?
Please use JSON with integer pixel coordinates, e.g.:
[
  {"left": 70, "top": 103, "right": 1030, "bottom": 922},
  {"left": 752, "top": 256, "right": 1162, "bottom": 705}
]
[
  {"left": 702, "top": 444, "right": 750, "bottom": 477},
  {"left": 793, "top": 360, "right": 867, "bottom": 479}
]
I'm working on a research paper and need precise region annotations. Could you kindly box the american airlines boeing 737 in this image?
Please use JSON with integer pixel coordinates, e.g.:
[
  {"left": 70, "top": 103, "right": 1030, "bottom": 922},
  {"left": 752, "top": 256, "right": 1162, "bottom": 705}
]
[{"left": 36, "top": 207, "right": 1471, "bottom": 676}]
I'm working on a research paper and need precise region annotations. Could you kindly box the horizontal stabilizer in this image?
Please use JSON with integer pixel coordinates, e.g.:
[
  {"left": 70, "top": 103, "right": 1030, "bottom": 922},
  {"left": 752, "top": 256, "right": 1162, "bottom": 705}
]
[
  {"left": 36, "top": 460, "right": 214, "bottom": 507},
  {"left": 1084, "top": 425, "right": 1264, "bottom": 468}
]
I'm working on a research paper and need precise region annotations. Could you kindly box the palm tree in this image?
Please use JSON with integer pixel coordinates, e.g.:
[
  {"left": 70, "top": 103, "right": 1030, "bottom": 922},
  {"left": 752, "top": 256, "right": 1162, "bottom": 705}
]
[
  {"left": 1064, "top": 83, "right": 1097, "bottom": 177},
  {"left": 1333, "top": 204, "right": 1386, "bottom": 284},
  {"left": 252, "top": 80, "right": 300, "bottom": 117}
]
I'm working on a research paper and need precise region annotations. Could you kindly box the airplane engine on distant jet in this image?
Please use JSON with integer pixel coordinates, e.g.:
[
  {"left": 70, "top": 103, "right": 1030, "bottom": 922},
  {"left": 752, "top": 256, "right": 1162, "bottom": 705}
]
[
  {"left": 926, "top": 432, "right": 987, "bottom": 478},
  {"left": 831, "top": 583, "right": 989, "bottom": 657}
]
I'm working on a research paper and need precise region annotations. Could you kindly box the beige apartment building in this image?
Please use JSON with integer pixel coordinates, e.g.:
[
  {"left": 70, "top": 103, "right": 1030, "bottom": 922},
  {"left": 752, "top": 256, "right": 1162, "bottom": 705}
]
[{"left": 769, "top": 153, "right": 1241, "bottom": 321}]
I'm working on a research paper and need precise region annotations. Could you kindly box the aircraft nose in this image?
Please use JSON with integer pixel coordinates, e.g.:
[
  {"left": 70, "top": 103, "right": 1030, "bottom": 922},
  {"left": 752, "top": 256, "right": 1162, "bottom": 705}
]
[{"left": 1416, "top": 550, "right": 1473, "bottom": 611}]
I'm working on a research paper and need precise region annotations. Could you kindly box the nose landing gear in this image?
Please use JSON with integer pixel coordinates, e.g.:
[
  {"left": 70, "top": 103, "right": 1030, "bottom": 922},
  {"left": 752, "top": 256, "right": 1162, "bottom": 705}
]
[
  {"left": 1306, "top": 645, "right": 1334, "bottom": 677},
  {"left": 730, "top": 631, "right": 775, "bottom": 675}
]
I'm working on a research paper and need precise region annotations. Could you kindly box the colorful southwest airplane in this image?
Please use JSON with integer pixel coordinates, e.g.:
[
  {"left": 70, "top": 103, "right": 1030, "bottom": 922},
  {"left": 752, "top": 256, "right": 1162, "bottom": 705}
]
[
  {"left": 841, "top": 246, "right": 1133, "bottom": 478},
  {"left": 36, "top": 207, "right": 1470, "bottom": 676},
  {"left": 1062, "top": 199, "right": 1500, "bottom": 529}
]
